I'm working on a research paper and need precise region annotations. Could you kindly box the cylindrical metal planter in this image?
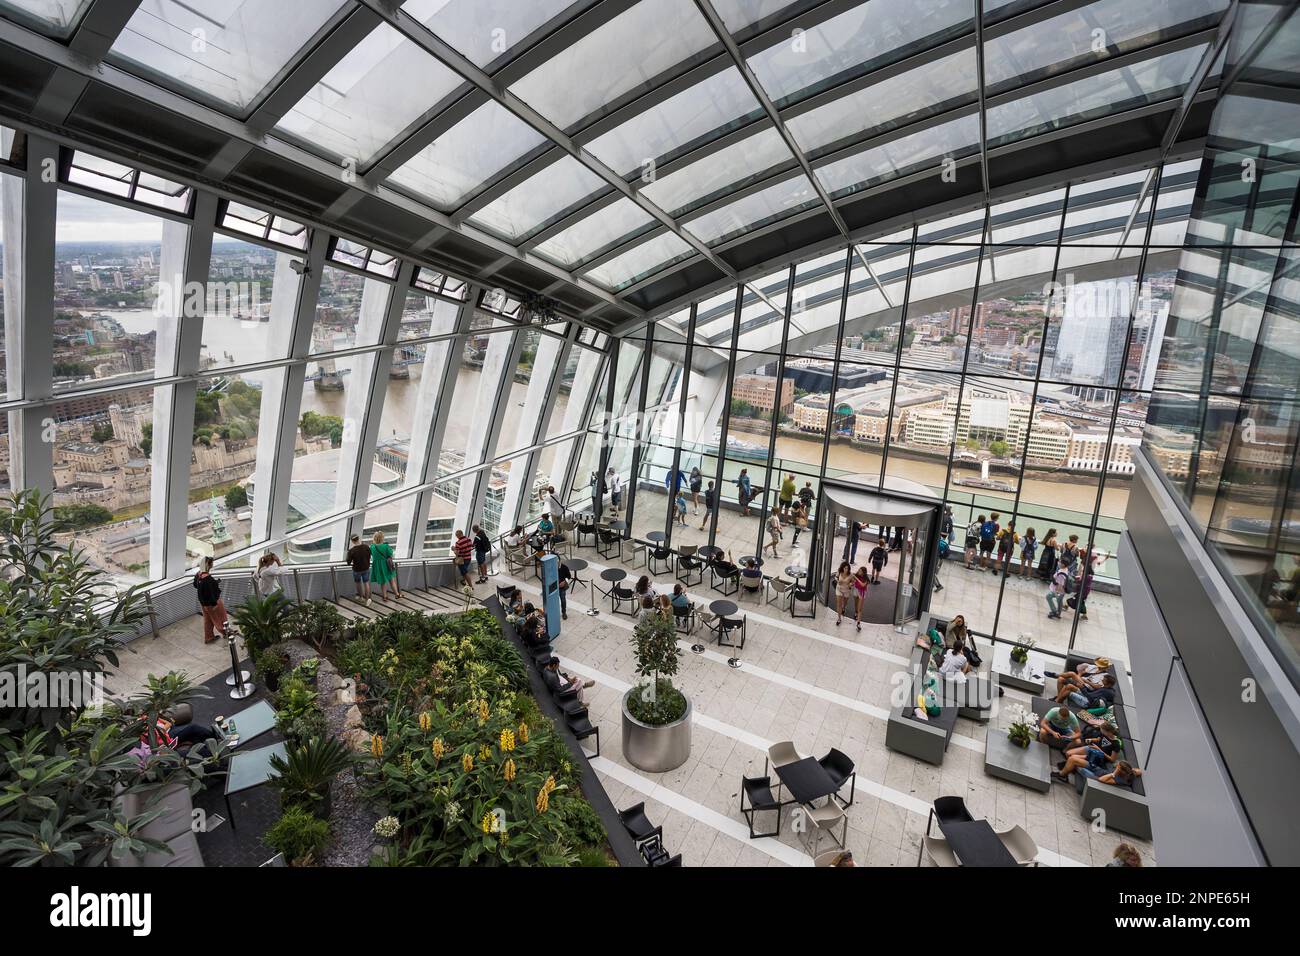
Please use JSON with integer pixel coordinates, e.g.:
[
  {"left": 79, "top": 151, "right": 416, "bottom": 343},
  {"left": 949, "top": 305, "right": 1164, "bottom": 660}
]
[{"left": 621, "top": 689, "right": 692, "bottom": 773}]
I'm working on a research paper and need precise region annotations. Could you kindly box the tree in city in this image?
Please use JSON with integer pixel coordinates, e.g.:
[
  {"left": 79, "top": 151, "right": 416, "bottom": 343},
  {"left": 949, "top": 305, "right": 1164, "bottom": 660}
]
[
  {"left": 730, "top": 398, "right": 757, "bottom": 418},
  {"left": 52, "top": 503, "right": 114, "bottom": 530},
  {"left": 299, "top": 411, "right": 345, "bottom": 446},
  {"left": 91, "top": 422, "right": 114, "bottom": 443},
  {"left": 139, "top": 422, "right": 153, "bottom": 457},
  {"left": 225, "top": 485, "right": 249, "bottom": 510},
  {"left": 989, "top": 439, "right": 1010, "bottom": 458}
]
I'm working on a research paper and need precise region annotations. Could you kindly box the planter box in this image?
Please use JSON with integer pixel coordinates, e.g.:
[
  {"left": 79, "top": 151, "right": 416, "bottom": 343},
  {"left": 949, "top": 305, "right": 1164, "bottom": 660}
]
[{"left": 621, "top": 690, "right": 692, "bottom": 773}]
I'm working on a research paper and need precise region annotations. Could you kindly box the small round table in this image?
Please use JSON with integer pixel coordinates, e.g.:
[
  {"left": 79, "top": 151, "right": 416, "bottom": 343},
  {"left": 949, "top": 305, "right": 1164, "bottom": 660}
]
[
  {"left": 741, "top": 556, "right": 764, "bottom": 568},
  {"left": 567, "top": 557, "right": 590, "bottom": 595},
  {"left": 710, "top": 599, "right": 738, "bottom": 618},
  {"left": 608, "top": 519, "right": 627, "bottom": 532},
  {"left": 645, "top": 531, "right": 666, "bottom": 543},
  {"left": 697, "top": 545, "right": 723, "bottom": 561}
]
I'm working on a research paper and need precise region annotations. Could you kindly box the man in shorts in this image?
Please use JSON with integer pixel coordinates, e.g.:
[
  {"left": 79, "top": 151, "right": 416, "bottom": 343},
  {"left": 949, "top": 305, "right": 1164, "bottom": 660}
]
[
  {"left": 347, "top": 534, "right": 372, "bottom": 606},
  {"left": 978, "top": 512, "right": 999, "bottom": 570}
]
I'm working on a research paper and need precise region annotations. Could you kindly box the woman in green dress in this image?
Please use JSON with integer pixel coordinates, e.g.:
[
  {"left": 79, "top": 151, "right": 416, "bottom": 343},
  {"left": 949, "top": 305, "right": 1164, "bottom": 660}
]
[{"left": 369, "top": 531, "right": 401, "bottom": 601}]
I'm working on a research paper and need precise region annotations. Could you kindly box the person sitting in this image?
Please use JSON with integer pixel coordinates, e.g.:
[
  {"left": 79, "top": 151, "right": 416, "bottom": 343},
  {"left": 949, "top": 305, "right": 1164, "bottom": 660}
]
[
  {"left": 713, "top": 552, "right": 738, "bottom": 577},
  {"left": 519, "top": 604, "right": 548, "bottom": 646},
  {"left": 1082, "top": 759, "right": 1142, "bottom": 788},
  {"left": 637, "top": 595, "right": 659, "bottom": 623},
  {"left": 1051, "top": 657, "right": 1112, "bottom": 699},
  {"left": 504, "top": 525, "right": 526, "bottom": 550},
  {"left": 1065, "top": 672, "right": 1117, "bottom": 711},
  {"left": 543, "top": 656, "right": 595, "bottom": 703},
  {"left": 939, "top": 640, "right": 972, "bottom": 682},
  {"left": 1038, "top": 703, "right": 1081, "bottom": 748},
  {"left": 634, "top": 574, "right": 657, "bottom": 603},
  {"left": 505, "top": 587, "right": 525, "bottom": 616},
  {"left": 944, "top": 614, "right": 969, "bottom": 649},
  {"left": 656, "top": 594, "right": 673, "bottom": 618},
  {"left": 1107, "top": 843, "right": 1143, "bottom": 867},
  {"left": 1054, "top": 721, "right": 1122, "bottom": 782},
  {"left": 670, "top": 583, "right": 691, "bottom": 610},
  {"left": 830, "top": 850, "right": 855, "bottom": 867},
  {"left": 537, "top": 513, "right": 556, "bottom": 538},
  {"left": 740, "top": 558, "right": 764, "bottom": 594}
]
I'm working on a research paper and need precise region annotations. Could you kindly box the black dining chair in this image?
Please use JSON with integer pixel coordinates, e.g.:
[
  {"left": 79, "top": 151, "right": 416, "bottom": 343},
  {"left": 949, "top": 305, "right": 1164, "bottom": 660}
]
[
  {"left": 576, "top": 520, "right": 597, "bottom": 548},
  {"left": 715, "top": 615, "right": 746, "bottom": 650},
  {"left": 818, "top": 748, "right": 858, "bottom": 806},
  {"left": 495, "top": 584, "right": 516, "bottom": 605},
  {"left": 567, "top": 707, "right": 600, "bottom": 758},
  {"left": 672, "top": 601, "right": 696, "bottom": 634},
  {"left": 648, "top": 545, "right": 674, "bottom": 576},
  {"left": 710, "top": 562, "right": 740, "bottom": 596},
  {"left": 618, "top": 802, "right": 662, "bottom": 854},
  {"left": 790, "top": 583, "right": 818, "bottom": 619},
  {"left": 597, "top": 528, "right": 622, "bottom": 560},
  {"left": 675, "top": 545, "right": 703, "bottom": 586},
  {"left": 740, "top": 775, "right": 782, "bottom": 839},
  {"left": 611, "top": 583, "right": 638, "bottom": 616}
]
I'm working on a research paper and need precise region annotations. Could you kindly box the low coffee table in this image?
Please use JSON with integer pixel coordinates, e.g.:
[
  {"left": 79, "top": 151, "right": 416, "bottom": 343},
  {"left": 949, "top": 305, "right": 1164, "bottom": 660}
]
[
  {"left": 991, "top": 643, "right": 1047, "bottom": 695},
  {"left": 983, "top": 726, "right": 1051, "bottom": 792}
]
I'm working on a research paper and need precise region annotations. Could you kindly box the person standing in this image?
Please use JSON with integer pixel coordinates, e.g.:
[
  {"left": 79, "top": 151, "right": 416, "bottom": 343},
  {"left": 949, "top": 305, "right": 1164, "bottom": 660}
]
[
  {"left": 736, "top": 468, "right": 753, "bottom": 516},
  {"left": 608, "top": 467, "right": 623, "bottom": 514},
  {"left": 852, "top": 565, "right": 870, "bottom": 632},
  {"left": 370, "top": 531, "right": 401, "bottom": 602},
  {"left": 798, "top": 480, "right": 815, "bottom": 517},
  {"left": 689, "top": 467, "right": 703, "bottom": 514},
  {"left": 965, "top": 515, "right": 983, "bottom": 569},
  {"left": 193, "top": 556, "right": 228, "bottom": 644},
  {"left": 347, "top": 534, "right": 372, "bottom": 605},
  {"left": 779, "top": 473, "right": 796, "bottom": 517},
  {"left": 765, "top": 512, "right": 782, "bottom": 558},
  {"left": 1019, "top": 527, "right": 1037, "bottom": 578},
  {"left": 452, "top": 529, "right": 475, "bottom": 589},
  {"left": 868, "top": 538, "right": 889, "bottom": 584},
  {"left": 1046, "top": 563, "right": 1068, "bottom": 619},
  {"left": 843, "top": 519, "right": 863, "bottom": 564},
  {"left": 996, "top": 519, "right": 1018, "bottom": 576},
  {"left": 1037, "top": 528, "right": 1059, "bottom": 580},
  {"left": 789, "top": 500, "right": 808, "bottom": 546},
  {"left": 254, "top": 551, "right": 284, "bottom": 597},
  {"left": 834, "top": 561, "right": 854, "bottom": 626},
  {"left": 941, "top": 506, "right": 953, "bottom": 543},
  {"left": 556, "top": 559, "right": 571, "bottom": 620},
  {"left": 700, "top": 480, "right": 716, "bottom": 531},
  {"left": 472, "top": 523, "right": 492, "bottom": 583},
  {"left": 675, "top": 489, "right": 688, "bottom": 526}
]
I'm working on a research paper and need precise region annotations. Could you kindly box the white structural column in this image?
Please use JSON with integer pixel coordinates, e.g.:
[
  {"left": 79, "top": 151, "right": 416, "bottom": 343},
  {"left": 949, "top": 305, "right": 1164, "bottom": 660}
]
[
  {"left": 498, "top": 327, "right": 575, "bottom": 531},
  {"left": 2, "top": 132, "right": 57, "bottom": 497},
  {"left": 395, "top": 287, "right": 479, "bottom": 558},
  {"left": 333, "top": 264, "right": 411, "bottom": 558},
  {"left": 453, "top": 324, "right": 524, "bottom": 536},
  {"left": 681, "top": 359, "right": 730, "bottom": 450},
  {"left": 552, "top": 344, "right": 607, "bottom": 506},
  {"left": 249, "top": 231, "right": 328, "bottom": 553},
  {"left": 149, "top": 191, "right": 218, "bottom": 579}
]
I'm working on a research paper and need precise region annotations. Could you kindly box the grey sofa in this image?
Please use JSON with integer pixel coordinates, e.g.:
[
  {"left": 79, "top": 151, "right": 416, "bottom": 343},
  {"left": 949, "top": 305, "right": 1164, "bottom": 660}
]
[
  {"left": 885, "top": 644, "right": 959, "bottom": 765},
  {"left": 110, "top": 782, "right": 205, "bottom": 867}
]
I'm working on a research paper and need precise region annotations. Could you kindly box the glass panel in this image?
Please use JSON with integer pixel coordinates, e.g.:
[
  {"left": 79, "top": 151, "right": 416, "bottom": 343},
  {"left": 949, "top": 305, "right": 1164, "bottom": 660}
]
[
  {"left": 200, "top": 237, "right": 283, "bottom": 370},
  {"left": 639, "top": 126, "right": 792, "bottom": 217},
  {"left": 786, "top": 47, "right": 977, "bottom": 156},
  {"left": 963, "top": 245, "right": 1059, "bottom": 377},
  {"left": 468, "top": 155, "right": 607, "bottom": 240},
  {"left": 1040, "top": 267, "right": 1140, "bottom": 388},
  {"left": 508, "top": 0, "right": 718, "bottom": 131},
  {"left": 837, "top": 243, "right": 910, "bottom": 366},
  {"left": 987, "top": 45, "right": 1207, "bottom": 148},
  {"left": 48, "top": 390, "right": 155, "bottom": 586},
  {"left": 184, "top": 372, "right": 267, "bottom": 559},
  {"left": 386, "top": 100, "right": 548, "bottom": 210},
  {"left": 743, "top": 0, "right": 974, "bottom": 108},
  {"left": 814, "top": 113, "right": 981, "bottom": 199},
  {"left": 531, "top": 198, "right": 656, "bottom": 268},
  {"left": 110, "top": 0, "right": 346, "bottom": 110},
  {"left": 277, "top": 22, "right": 463, "bottom": 164},
  {"left": 583, "top": 67, "right": 763, "bottom": 175},
  {"left": 882, "top": 372, "right": 962, "bottom": 497},
  {"left": 403, "top": 0, "right": 574, "bottom": 67},
  {"left": 899, "top": 243, "right": 982, "bottom": 371},
  {"left": 310, "top": 264, "right": 388, "bottom": 355},
  {"left": 583, "top": 231, "right": 695, "bottom": 290},
  {"left": 682, "top": 173, "right": 819, "bottom": 246},
  {"left": 52, "top": 191, "right": 163, "bottom": 393}
]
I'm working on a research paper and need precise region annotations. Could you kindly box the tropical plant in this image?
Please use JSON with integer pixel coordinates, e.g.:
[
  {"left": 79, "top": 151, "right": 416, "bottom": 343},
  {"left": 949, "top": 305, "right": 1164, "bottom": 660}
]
[
  {"left": 253, "top": 645, "right": 291, "bottom": 692},
  {"left": 286, "top": 599, "right": 348, "bottom": 654},
  {"left": 264, "top": 805, "right": 331, "bottom": 865},
  {"left": 626, "top": 612, "right": 686, "bottom": 726},
  {"left": 1009, "top": 636, "right": 1035, "bottom": 664},
  {"left": 269, "top": 736, "right": 352, "bottom": 817},
  {"left": 230, "top": 591, "right": 293, "bottom": 656},
  {"left": 274, "top": 672, "right": 325, "bottom": 745},
  {"left": 1006, "top": 703, "right": 1035, "bottom": 749},
  {"left": 0, "top": 490, "right": 213, "bottom": 866}
]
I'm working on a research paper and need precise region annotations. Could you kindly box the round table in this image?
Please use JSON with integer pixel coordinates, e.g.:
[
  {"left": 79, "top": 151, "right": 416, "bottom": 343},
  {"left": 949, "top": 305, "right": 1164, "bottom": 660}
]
[
  {"left": 697, "top": 545, "right": 723, "bottom": 561},
  {"left": 567, "top": 557, "right": 590, "bottom": 593},
  {"left": 600, "top": 567, "right": 627, "bottom": 583},
  {"left": 710, "top": 599, "right": 738, "bottom": 618},
  {"left": 741, "top": 556, "right": 764, "bottom": 568},
  {"left": 608, "top": 519, "right": 627, "bottom": 532},
  {"left": 645, "top": 531, "right": 666, "bottom": 542}
]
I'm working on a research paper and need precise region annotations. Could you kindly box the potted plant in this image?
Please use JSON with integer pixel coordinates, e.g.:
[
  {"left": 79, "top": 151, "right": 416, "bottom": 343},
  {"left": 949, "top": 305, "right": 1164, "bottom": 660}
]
[
  {"left": 269, "top": 735, "right": 352, "bottom": 819},
  {"left": 1009, "top": 636, "right": 1035, "bottom": 665},
  {"left": 264, "top": 805, "right": 332, "bottom": 866},
  {"left": 230, "top": 591, "right": 293, "bottom": 656},
  {"left": 1005, "top": 704, "right": 1034, "bottom": 749},
  {"left": 254, "top": 645, "right": 291, "bottom": 692},
  {"left": 621, "top": 612, "right": 690, "bottom": 772}
]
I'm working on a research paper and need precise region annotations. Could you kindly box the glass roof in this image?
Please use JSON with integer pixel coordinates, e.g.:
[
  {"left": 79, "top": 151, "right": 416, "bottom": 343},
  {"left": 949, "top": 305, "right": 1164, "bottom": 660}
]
[
  {"left": 401, "top": 0, "right": 575, "bottom": 68},
  {"left": 585, "top": 231, "right": 696, "bottom": 291},
  {"left": 0, "top": 0, "right": 90, "bottom": 36},
  {"left": 110, "top": 0, "right": 347, "bottom": 111},
  {"left": 532, "top": 197, "right": 657, "bottom": 269},
  {"left": 277, "top": 21, "right": 463, "bottom": 164},
  {"left": 639, "top": 126, "right": 791, "bottom": 217},
  {"left": 468, "top": 155, "right": 608, "bottom": 241},
  {"left": 683, "top": 172, "right": 819, "bottom": 246}
]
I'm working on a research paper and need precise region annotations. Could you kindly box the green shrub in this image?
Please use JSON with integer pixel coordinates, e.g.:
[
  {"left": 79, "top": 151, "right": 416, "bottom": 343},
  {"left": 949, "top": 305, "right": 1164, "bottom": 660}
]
[
  {"left": 274, "top": 675, "right": 324, "bottom": 744},
  {"left": 575, "top": 846, "right": 613, "bottom": 867},
  {"left": 230, "top": 591, "right": 293, "bottom": 656},
  {"left": 269, "top": 736, "right": 352, "bottom": 816},
  {"left": 264, "top": 806, "right": 331, "bottom": 865},
  {"left": 254, "top": 645, "right": 291, "bottom": 689},
  {"left": 552, "top": 795, "right": 608, "bottom": 849}
]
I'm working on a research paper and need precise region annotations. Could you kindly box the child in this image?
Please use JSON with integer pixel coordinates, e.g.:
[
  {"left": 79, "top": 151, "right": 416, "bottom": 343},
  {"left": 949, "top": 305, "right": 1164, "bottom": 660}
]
[
  {"left": 868, "top": 538, "right": 889, "bottom": 584},
  {"left": 675, "top": 490, "right": 688, "bottom": 526}
]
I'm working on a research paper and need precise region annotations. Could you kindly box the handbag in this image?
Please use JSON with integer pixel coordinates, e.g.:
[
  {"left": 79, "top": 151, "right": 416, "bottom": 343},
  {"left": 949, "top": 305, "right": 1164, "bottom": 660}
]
[{"left": 963, "top": 636, "right": 983, "bottom": 669}]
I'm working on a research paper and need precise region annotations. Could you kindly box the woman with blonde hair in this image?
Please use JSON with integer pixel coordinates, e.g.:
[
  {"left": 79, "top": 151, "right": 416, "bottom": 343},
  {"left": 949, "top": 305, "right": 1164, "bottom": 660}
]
[{"left": 369, "top": 530, "right": 401, "bottom": 602}]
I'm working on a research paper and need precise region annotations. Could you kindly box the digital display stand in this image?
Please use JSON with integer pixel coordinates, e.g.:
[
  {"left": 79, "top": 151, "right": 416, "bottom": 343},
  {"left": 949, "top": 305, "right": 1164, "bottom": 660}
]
[{"left": 540, "top": 554, "right": 562, "bottom": 641}]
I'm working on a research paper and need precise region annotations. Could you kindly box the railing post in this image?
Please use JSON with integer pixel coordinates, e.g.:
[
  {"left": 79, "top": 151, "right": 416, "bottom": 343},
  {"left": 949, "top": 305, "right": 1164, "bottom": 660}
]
[
  {"left": 292, "top": 568, "right": 303, "bottom": 604},
  {"left": 422, "top": 560, "right": 430, "bottom": 591},
  {"left": 330, "top": 564, "right": 339, "bottom": 603},
  {"left": 145, "top": 592, "right": 159, "bottom": 638}
]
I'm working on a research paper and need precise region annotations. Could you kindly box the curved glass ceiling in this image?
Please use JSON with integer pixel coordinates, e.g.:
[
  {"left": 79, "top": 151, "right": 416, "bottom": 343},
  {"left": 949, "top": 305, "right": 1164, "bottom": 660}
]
[{"left": 2, "top": 0, "right": 1233, "bottom": 307}]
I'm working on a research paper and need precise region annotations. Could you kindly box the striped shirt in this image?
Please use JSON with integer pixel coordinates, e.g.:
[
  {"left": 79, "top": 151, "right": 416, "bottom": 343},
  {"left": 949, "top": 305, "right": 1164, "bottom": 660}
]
[{"left": 453, "top": 536, "right": 474, "bottom": 562}]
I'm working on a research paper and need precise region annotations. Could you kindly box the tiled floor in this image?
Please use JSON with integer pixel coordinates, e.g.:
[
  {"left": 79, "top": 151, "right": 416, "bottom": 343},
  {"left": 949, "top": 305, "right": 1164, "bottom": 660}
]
[{"left": 110, "top": 539, "right": 1151, "bottom": 868}]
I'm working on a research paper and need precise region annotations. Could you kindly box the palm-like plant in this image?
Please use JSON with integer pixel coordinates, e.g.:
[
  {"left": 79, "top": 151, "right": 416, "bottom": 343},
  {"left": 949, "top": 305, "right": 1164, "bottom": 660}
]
[
  {"left": 231, "top": 591, "right": 293, "bottom": 656},
  {"left": 270, "top": 736, "right": 352, "bottom": 817}
]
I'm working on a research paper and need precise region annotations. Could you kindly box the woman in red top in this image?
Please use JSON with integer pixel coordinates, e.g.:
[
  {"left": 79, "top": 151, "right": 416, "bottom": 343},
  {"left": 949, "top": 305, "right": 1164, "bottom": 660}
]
[{"left": 852, "top": 566, "right": 870, "bottom": 632}]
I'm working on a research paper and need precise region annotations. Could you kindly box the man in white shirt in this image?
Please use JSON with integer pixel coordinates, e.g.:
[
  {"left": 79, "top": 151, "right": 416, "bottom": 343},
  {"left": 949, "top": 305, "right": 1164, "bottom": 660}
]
[
  {"left": 545, "top": 486, "right": 566, "bottom": 522},
  {"left": 608, "top": 468, "right": 623, "bottom": 513}
]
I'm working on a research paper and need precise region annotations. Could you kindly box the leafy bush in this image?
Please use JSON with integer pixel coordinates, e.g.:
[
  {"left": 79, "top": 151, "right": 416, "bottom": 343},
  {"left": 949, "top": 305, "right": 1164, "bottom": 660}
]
[
  {"left": 575, "top": 846, "right": 613, "bottom": 867},
  {"left": 552, "top": 795, "right": 607, "bottom": 849},
  {"left": 269, "top": 736, "right": 352, "bottom": 817},
  {"left": 287, "top": 600, "right": 349, "bottom": 654},
  {"left": 254, "top": 645, "right": 291, "bottom": 690},
  {"left": 0, "top": 491, "right": 213, "bottom": 866},
  {"left": 264, "top": 806, "right": 332, "bottom": 865},
  {"left": 231, "top": 591, "right": 293, "bottom": 656},
  {"left": 274, "top": 666, "right": 325, "bottom": 745}
]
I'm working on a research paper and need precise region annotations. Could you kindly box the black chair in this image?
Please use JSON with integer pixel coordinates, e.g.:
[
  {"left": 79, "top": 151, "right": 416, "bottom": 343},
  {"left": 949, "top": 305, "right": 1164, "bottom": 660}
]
[
  {"left": 672, "top": 602, "right": 696, "bottom": 634},
  {"left": 611, "top": 583, "right": 638, "bottom": 616},
  {"left": 933, "top": 795, "right": 973, "bottom": 826},
  {"left": 740, "top": 775, "right": 782, "bottom": 839},
  {"left": 790, "top": 584, "right": 818, "bottom": 619},
  {"left": 648, "top": 546, "right": 673, "bottom": 576},
  {"left": 618, "top": 802, "right": 662, "bottom": 854},
  {"left": 567, "top": 707, "right": 600, "bottom": 757},
  {"left": 576, "top": 520, "right": 597, "bottom": 548},
  {"left": 676, "top": 547, "right": 703, "bottom": 586},
  {"left": 709, "top": 614, "right": 746, "bottom": 650},
  {"left": 655, "top": 853, "right": 683, "bottom": 867},
  {"left": 710, "top": 563, "right": 739, "bottom": 595},
  {"left": 597, "top": 529, "right": 623, "bottom": 560},
  {"left": 818, "top": 748, "right": 857, "bottom": 807},
  {"left": 495, "top": 584, "right": 516, "bottom": 605}
]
